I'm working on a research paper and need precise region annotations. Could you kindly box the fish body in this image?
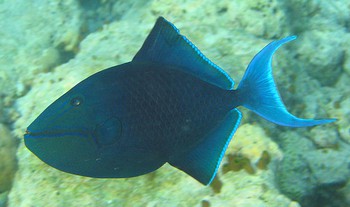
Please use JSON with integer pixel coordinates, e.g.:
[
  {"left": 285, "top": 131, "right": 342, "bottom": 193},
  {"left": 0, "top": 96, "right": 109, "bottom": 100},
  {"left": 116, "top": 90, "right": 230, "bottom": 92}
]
[{"left": 24, "top": 17, "right": 335, "bottom": 185}]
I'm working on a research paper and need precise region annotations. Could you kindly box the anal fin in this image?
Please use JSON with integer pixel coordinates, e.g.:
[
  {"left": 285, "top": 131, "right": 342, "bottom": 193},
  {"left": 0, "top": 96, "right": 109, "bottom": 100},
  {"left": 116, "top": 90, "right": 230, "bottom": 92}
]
[{"left": 168, "top": 109, "right": 242, "bottom": 185}]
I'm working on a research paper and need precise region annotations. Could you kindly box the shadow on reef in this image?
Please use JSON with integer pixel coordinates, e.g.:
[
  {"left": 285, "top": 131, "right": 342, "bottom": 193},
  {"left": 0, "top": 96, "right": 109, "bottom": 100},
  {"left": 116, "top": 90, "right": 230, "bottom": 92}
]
[
  {"left": 273, "top": 128, "right": 350, "bottom": 207},
  {"left": 300, "top": 182, "right": 348, "bottom": 207}
]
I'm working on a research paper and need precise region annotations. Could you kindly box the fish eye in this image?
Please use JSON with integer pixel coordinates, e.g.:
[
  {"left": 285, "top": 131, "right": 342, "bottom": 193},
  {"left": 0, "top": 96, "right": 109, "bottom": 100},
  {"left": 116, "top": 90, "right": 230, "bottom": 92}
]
[{"left": 70, "top": 97, "right": 83, "bottom": 107}]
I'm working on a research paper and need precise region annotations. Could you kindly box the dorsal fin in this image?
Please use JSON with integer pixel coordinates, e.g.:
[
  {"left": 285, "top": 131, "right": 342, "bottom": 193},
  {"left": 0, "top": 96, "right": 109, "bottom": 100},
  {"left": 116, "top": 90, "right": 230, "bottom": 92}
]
[{"left": 132, "top": 17, "right": 234, "bottom": 90}]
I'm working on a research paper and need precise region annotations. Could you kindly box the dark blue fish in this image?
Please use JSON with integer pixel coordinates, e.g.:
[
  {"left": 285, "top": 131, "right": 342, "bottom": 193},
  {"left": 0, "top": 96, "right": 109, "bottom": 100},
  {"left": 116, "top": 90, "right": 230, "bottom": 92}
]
[{"left": 24, "top": 17, "right": 335, "bottom": 185}]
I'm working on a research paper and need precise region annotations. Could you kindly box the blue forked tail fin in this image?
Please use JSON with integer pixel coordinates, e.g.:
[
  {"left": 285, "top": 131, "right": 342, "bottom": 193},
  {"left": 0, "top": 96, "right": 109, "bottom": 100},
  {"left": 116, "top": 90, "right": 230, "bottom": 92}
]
[{"left": 236, "top": 36, "right": 336, "bottom": 127}]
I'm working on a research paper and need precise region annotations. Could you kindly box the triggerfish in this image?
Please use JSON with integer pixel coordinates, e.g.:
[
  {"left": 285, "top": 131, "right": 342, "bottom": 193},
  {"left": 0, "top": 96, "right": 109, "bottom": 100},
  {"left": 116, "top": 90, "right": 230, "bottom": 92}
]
[{"left": 24, "top": 17, "right": 335, "bottom": 185}]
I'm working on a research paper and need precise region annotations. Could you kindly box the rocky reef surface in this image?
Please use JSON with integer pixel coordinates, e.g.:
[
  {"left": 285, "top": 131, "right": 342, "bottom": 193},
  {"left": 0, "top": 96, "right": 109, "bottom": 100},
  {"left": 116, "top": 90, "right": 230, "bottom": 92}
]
[{"left": 1, "top": 0, "right": 349, "bottom": 206}]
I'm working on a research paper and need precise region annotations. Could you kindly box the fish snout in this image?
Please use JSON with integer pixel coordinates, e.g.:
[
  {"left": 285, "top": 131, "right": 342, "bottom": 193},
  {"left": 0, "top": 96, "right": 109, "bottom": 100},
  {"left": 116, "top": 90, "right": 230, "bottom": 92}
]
[{"left": 24, "top": 129, "right": 31, "bottom": 136}]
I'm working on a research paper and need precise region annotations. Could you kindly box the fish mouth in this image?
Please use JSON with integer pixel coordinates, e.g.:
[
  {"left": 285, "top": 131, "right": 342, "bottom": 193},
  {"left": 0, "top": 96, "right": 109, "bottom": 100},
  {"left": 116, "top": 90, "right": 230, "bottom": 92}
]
[
  {"left": 24, "top": 129, "right": 35, "bottom": 138},
  {"left": 24, "top": 129, "right": 31, "bottom": 136},
  {"left": 24, "top": 128, "right": 90, "bottom": 139}
]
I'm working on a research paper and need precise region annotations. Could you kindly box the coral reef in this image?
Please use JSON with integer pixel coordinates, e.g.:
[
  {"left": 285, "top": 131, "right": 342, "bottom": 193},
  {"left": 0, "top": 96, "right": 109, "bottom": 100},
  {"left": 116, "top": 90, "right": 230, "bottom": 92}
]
[
  {"left": 0, "top": 192, "right": 8, "bottom": 207},
  {"left": 0, "top": 124, "right": 17, "bottom": 207},
  {"left": 0, "top": 0, "right": 82, "bottom": 127},
  {"left": 0, "top": 124, "right": 17, "bottom": 193}
]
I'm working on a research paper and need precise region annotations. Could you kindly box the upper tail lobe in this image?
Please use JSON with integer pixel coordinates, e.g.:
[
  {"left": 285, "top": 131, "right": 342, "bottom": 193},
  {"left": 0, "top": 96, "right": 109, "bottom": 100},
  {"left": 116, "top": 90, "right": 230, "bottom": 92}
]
[{"left": 235, "top": 36, "right": 335, "bottom": 127}]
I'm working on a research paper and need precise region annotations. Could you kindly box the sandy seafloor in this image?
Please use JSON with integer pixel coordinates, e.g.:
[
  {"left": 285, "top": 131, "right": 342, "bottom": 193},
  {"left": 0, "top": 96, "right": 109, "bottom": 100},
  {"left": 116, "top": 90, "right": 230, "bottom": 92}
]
[{"left": 1, "top": 0, "right": 350, "bottom": 207}]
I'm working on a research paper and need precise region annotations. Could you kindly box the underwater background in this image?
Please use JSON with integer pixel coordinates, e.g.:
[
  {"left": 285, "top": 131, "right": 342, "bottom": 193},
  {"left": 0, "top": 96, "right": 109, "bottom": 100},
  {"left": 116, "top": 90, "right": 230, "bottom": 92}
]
[{"left": 0, "top": 0, "right": 349, "bottom": 206}]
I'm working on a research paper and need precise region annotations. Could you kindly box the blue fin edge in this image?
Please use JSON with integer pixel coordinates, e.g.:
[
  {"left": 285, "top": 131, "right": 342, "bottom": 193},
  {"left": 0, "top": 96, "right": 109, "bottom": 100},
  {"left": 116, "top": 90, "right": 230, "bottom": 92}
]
[
  {"left": 164, "top": 18, "right": 234, "bottom": 89},
  {"left": 207, "top": 108, "right": 242, "bottom": 185}
]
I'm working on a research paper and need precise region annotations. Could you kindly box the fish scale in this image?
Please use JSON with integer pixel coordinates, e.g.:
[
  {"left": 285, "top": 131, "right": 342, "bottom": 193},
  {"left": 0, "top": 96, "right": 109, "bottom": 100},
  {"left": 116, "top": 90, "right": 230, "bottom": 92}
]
[{"left": 118, "top": 64, "right": 232, "bottom": 156}]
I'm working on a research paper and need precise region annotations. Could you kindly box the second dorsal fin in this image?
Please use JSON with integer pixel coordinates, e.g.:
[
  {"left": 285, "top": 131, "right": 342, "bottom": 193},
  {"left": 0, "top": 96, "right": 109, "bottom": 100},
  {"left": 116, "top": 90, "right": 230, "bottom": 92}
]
[{"left": 132, "top": 17, "right": 234, "bottom": 90}]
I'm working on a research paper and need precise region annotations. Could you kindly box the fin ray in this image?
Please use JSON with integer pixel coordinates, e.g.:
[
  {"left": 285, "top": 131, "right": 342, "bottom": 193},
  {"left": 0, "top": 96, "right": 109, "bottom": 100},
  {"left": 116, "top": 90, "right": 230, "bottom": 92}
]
[
  {"left": 168, "top": 109, "right": 242, "bottom": 185},
  {"left": 133, "top": 17, "right": 234, "bottom": 90},
  {"left": 236, "top": 36, "right": 335, "bottom": 127}
]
